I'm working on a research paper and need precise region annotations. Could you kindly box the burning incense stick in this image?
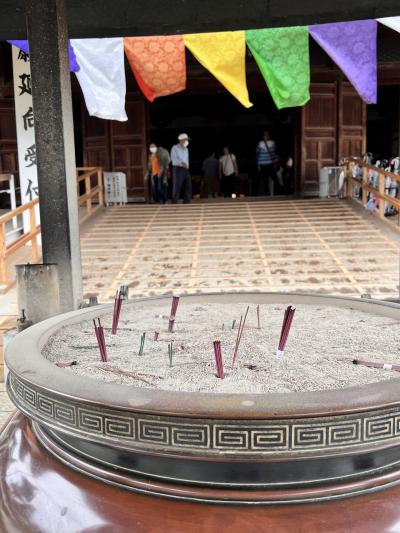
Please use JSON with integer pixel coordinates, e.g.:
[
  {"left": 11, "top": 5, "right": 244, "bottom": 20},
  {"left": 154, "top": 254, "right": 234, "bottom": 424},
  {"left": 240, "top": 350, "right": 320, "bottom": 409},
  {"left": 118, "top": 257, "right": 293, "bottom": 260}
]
[
  {"left": 154, "top": 331, "right": 159, "bottom": 341},
  {"left": 93, "top": 318, "right": 108, "bottom": 362},
  {"left": 353, "top": 359, "right": 400, "bottom": 372},
  {"left": 232, "top": 319, "right": 236, "bottom": 329},
  {"left": 168, "top": 342, "right": 173, "bottom": 367},
  {"left": 168, "top": 296, "right": 180, "bottom": 333},
  {"left": 231, "top": 315, "right": 242, "bottom": 367},
  {"left": 277, "top": 306, "right": 296, "bottom": 356},
  {"left": 138, "top": 333, "right": 146, "bottom": 356},
  {"left": 232, "top": 306, "right": 250, "bottom": 368},
  {"left": 112, "top": 290, "right": 123, "bottom": 335},
  {"left": 257, "top": 305, "right": 261, "bottom": 330},
  {"left": 213, "top": 340, "right": 224, "bottom": 379}
]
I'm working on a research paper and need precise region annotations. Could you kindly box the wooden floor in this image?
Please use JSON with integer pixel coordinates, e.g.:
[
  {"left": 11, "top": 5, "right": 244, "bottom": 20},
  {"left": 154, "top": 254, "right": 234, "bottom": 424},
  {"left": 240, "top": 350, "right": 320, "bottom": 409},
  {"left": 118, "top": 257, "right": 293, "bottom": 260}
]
[{"left": 80, "top": 199, "right": 400, "bottom": 302}]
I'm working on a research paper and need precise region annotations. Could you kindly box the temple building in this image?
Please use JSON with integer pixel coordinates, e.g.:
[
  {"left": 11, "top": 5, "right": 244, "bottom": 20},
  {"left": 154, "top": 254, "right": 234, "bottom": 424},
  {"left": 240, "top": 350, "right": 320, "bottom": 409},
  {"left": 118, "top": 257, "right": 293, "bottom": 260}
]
[{"left": 1, "top": 23, "right": 400, "bottom": 200}]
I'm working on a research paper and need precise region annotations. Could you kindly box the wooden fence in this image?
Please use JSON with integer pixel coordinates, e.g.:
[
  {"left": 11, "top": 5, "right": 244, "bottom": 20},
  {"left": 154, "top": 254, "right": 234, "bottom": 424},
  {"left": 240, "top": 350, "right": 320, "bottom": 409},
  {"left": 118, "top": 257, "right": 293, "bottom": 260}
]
[
  {"left": 76, "top": 167, "right": 104, "bottom": 223},
  {"left": 0, "top": 167, "right": 104, "bottom": 292},
  {"left": 343, "top": 158, "right": 400, "bottom": 226}
]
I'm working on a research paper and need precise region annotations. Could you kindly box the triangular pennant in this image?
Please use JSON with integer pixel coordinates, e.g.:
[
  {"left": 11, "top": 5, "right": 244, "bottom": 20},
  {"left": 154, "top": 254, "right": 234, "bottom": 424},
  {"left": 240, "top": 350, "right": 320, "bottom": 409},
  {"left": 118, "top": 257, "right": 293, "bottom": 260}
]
[
  {"left": 7, "top": 39, "right": 80, "bottom": 72},
  {"left": 377, "top": 17, "right": 400, "bottom": 33},
  {"left": 124, "top": 36, "right": 186, "bottom": 101},
  {"left": 309, "top": 20, "right": 377, "bottom": 104},
  {"left": 72, "top": 38, "right": 127, "bottom": 121},
  {"left": 246, "top": 27, "right": 310, "bottom": 109},
  {"left": 183, "top": 31, "right": 252, "bottom": 108}
]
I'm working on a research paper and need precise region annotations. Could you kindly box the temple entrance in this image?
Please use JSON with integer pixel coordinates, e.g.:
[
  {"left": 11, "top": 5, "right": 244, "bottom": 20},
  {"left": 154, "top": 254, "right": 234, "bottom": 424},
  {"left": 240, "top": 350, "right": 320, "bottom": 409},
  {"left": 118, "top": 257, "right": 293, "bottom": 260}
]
[{"left": 148, "top": 91, "right": 297, "bottom": 198}]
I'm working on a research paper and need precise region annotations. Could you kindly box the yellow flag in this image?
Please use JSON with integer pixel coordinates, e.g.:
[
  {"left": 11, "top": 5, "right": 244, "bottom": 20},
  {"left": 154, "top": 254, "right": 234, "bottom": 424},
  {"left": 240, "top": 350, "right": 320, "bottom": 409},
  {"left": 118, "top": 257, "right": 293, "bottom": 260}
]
[{"left": 184, "top": 31, "right": 252, "bottom": 108}]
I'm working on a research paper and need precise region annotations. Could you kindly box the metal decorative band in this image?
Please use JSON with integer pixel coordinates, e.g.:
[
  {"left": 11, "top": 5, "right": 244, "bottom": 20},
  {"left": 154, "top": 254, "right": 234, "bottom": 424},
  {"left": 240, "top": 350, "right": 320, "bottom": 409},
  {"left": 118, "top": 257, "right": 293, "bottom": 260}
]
[{"left": 8, "top": 372, "right": 400, "bottom": 456}]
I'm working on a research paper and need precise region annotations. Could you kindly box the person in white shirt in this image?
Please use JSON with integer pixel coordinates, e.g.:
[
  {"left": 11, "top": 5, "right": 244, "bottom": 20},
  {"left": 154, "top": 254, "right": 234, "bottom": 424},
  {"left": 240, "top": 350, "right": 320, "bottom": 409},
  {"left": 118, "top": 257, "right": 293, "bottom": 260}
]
[
  {"left": 170, "top": 133, "right": 192, "bottom": 204},
  {"left": 219, "top": 146, "right": 238, "bottom": 198}
]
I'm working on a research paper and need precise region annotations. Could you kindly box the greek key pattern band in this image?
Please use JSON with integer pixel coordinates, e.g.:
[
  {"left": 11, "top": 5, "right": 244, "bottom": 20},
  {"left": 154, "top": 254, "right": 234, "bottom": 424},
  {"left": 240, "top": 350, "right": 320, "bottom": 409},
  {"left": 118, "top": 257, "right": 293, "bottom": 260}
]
[{"left": 9, "top": 373, "right": 400, "bottom": 455}]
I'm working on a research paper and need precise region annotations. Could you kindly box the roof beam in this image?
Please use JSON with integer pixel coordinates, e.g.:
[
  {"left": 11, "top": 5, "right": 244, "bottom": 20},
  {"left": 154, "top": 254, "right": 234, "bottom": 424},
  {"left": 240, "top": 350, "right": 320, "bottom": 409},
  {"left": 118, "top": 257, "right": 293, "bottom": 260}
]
[{"left": 0, "top": 0, "right": 399, "bottom": 39}]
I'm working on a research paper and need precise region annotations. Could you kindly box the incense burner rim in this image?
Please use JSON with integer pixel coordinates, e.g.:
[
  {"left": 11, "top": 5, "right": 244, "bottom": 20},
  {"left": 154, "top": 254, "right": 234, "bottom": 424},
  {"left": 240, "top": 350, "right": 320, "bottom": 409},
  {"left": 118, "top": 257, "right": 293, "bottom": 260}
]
[{"left": 6, "top": 292, "right": 400, "bottom": 419}]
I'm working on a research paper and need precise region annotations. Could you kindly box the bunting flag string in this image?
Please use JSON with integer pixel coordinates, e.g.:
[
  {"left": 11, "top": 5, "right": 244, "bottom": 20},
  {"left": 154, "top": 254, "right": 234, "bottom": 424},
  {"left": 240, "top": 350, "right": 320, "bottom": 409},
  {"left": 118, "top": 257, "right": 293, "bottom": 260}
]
[
  {"left": 183, "top": 31, "right": 253, "bottom": 108},
  {"left": 6, "top": 16, "right": 383, "bottom": 119},
  {"left": 7, "top": 39, "right": 80, "bottom": 72},
  {"left": 124, "top": 36, "right": 186, "bottom": 101},
  {"left": 309, "top": 20, "right": 377, "bottom": 104},
  {"left": 72, "top": 38, "right": 128, "bottom": 122},
  {"left": 377, "top": 17, "right": 400, "bottom": 33},
  {"left": 246, "top": 27, "right": 310, "bottom": 109}
]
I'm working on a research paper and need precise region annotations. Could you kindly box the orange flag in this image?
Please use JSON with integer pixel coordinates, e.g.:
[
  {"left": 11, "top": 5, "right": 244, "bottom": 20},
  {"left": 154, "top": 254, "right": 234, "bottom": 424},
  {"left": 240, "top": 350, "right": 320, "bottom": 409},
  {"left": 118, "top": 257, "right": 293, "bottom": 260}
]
[{"left": 124, "top": 36, "right": 186, "bottom": 101}]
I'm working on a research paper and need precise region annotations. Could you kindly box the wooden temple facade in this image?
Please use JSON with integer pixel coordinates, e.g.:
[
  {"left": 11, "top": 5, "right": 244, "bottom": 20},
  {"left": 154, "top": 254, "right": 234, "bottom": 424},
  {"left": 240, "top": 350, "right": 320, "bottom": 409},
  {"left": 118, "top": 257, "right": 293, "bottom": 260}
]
[{"left": 1, "top": 24, "right": 400, "bottom": 200}]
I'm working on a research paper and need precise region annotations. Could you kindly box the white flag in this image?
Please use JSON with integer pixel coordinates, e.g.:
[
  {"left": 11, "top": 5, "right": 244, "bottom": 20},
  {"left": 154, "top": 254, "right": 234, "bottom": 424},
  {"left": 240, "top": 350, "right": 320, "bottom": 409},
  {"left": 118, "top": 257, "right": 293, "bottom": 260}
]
[
  {"left": 72, "top": 38, "right": 127, "bottom": 121},
  {"left": 377, "top": 17, "right": 400, "bottom": 33}
]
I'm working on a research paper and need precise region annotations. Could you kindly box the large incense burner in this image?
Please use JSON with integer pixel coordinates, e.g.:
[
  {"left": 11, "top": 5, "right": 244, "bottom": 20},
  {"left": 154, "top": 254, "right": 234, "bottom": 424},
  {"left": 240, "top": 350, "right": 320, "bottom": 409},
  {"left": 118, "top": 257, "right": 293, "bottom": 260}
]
[{"left": 3, "top": 292, "right": 400, "bottom": 532}]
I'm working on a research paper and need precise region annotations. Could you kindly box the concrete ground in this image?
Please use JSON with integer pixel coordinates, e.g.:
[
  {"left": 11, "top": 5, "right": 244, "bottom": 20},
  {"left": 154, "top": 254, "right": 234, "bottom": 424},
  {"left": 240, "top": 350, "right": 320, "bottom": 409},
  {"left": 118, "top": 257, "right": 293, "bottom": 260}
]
[{"left": 1, "top": 197, "right": 400, "bottom": 423}]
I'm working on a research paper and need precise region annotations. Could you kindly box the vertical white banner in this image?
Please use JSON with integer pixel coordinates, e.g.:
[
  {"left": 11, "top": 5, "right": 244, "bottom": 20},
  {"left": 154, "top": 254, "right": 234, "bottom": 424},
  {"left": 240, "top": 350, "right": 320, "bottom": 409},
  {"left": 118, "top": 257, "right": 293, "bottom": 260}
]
[{"left": 12, "top": 45, "right": 40, "bottom": 233}]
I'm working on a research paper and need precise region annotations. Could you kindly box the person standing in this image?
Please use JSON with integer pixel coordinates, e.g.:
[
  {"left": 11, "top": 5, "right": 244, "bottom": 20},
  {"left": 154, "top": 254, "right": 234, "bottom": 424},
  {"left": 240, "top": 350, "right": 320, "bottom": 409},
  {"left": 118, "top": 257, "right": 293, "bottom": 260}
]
[
  {"left": 170, "top": 133, "right": 192, "bottom": 204},
  {"left": 256, "top": 130, "right": 278, "bottom": 196},
  {"left": 219, "top": 146, "right": 238, "bottom": 198},
  {"left": 147, "top": 143, "right": 170, "bottom": 203},
  {"left": 202, "top": 152, "right": 219, "bottom": 198}
]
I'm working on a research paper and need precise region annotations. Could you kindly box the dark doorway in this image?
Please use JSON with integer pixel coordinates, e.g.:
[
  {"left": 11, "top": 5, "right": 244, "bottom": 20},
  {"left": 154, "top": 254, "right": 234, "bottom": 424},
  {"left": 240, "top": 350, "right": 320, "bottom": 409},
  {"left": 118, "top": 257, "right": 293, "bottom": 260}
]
[
  {"left": 148, "top": 91, "right": 296, "bottom": 196},
  {"left": 367, "top": 86, "right": 400, "bottom": 159}
]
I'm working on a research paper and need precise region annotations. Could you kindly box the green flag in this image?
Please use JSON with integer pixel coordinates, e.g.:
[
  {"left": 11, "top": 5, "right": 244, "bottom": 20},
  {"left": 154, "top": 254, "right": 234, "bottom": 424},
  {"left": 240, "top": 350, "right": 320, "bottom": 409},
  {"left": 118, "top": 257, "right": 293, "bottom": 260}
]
[{"left": 246, "top": 27, "right": 310, "bottom": 109}]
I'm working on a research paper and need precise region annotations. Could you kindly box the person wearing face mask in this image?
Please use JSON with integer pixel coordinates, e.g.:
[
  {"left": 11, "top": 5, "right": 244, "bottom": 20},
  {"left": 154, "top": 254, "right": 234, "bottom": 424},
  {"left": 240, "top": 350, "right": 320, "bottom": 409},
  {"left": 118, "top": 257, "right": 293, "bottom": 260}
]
[
  {"left": 147, "top": 142, "right": 171, "bottom": 203},
  {"left": 170, "top": 133, "right": 192, "bottom": 204},
  {"left": 256, "top": 130, "right": 279, "bottom": 196}
]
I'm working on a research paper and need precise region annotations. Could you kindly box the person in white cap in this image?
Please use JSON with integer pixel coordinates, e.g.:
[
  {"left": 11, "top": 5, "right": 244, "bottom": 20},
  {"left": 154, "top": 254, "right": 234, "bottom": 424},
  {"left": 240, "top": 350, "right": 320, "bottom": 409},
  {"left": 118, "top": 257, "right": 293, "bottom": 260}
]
[{"left": 170, "top": 133, "right": 192, "bottom": 204}]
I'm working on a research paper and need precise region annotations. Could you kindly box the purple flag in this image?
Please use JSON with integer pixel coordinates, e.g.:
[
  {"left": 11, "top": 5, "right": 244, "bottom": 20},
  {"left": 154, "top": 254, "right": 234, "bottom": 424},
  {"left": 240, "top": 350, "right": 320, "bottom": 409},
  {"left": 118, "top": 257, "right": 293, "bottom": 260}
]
[
  {"left": 7, "top": 39, "right": 80, "bottom": 72},
  {"left": 309, "top": 20, "right": 377, "bottom": 104}
]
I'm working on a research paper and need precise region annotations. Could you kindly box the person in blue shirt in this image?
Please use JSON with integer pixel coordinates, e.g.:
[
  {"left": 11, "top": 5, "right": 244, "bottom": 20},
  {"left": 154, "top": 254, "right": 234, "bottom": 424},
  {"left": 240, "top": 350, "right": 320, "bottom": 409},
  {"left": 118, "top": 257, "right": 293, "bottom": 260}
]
[
  {"left": 256, "top": 130, "right": 278, "bottom": 196},
  {"left": 170, "top": 133, "right": 192, "bottom": 204}
]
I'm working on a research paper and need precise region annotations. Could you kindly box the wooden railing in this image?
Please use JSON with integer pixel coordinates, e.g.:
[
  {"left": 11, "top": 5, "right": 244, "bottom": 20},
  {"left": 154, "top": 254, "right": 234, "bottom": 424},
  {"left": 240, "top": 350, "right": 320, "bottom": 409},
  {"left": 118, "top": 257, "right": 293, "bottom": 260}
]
[
  {"left": 343, "top": 158, "right": 400, "bottom": 226},
  {"left": 76, "top": 167, "right": 104, "bottom": 223},
  {"left": 0, "top": 167, "right": 104, "bottom": 292},
  {"left": 0, "top": 199, "right": 40, "bottom": 291}
]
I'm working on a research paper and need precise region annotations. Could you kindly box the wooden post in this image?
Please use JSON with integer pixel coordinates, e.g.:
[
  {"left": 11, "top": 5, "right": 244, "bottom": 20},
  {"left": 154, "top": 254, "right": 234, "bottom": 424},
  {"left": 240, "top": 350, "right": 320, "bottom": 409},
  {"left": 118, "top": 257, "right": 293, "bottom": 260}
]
[
  {"left": 361, "top": 166, "right": 368, "bottom": 204},
  {"left": 378, "top": 171, "right": 385, "bottom": 219},
  {"left": 85, "top": 175, "right": 92, "bottom": 214},
  {"left": 97, "top": 168, "right": 104, "bottom": 206}
]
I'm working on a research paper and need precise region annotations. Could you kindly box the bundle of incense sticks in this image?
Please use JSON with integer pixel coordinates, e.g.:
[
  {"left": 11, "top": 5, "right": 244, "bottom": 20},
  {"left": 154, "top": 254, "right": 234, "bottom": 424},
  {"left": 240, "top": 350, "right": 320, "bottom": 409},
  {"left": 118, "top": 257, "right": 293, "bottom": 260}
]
[
  {"left": 168, "top": 296, "right": 180, "bottom": 333},
  {"left": 112, "top": 290, "right": 123, "bottom": 335},
  {"left": 93, "top": 319, "right": 107, "bottom": 362},
  {"left": 353, "top": 359, "right": 400, "bottom": 372},
  {"left": 168, "top": 342, "right": 173, "bottom": 367},
  {"left": 257, "top": 305, "right": 261, "bottom": 330},
  {"left": 213, "top": 340, "right": 224, "bottom": 379},
  {"left": 232, "top": 306, "right": 250, "bottom": 368},
  {"left": 154, "top": 331, "right": 159, "bottom": 341},
  {"left": 277, "top": 306, "right": 296, "bottom": 356},
  {"left": 138, "top": 333, "right": 146, "bottom": 356}
]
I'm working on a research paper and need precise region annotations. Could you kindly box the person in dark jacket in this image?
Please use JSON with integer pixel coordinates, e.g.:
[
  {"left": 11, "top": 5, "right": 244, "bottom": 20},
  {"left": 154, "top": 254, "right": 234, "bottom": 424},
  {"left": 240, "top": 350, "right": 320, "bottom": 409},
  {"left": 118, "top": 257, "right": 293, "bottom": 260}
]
[
  {"left": 147, "top": 143, "right": 171, "bottom": 203},
  {"left": 202, "top": 152, "right": 219, "bottom": 197}
]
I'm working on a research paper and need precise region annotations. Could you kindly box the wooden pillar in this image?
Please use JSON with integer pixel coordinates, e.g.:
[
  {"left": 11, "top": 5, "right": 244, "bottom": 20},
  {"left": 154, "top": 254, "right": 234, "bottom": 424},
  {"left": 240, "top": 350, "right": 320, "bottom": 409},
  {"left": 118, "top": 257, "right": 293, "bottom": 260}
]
[{"left": 26, "top": 0, "right": 82, "bottom": 312}]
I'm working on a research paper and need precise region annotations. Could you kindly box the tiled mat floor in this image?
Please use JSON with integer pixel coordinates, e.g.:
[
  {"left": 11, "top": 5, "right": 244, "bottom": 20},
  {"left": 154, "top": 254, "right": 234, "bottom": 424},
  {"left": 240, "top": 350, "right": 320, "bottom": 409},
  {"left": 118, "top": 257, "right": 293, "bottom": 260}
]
[{"left": 81, "top": 199, "right": 400, "bottom": 302}]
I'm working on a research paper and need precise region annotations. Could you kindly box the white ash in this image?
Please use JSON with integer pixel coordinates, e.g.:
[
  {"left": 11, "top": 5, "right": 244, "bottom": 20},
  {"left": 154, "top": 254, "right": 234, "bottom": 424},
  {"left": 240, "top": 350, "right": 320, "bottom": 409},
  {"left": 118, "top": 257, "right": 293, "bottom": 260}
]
[{"left": 42, "top": 302, "right": 400, "bottom": 394}]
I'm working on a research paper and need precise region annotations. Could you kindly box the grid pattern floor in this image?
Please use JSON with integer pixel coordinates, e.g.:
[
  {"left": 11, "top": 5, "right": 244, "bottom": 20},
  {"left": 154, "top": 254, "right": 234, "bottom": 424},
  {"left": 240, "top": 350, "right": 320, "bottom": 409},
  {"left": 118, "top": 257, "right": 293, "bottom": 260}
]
[{"left": 80, "top": 199, "right": 400, "bottom": 302}]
